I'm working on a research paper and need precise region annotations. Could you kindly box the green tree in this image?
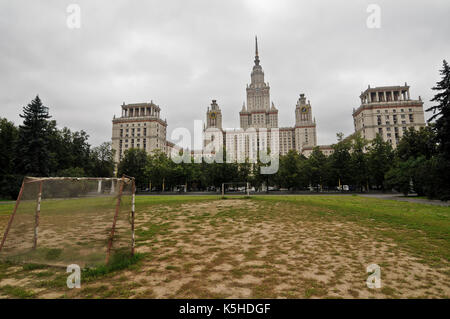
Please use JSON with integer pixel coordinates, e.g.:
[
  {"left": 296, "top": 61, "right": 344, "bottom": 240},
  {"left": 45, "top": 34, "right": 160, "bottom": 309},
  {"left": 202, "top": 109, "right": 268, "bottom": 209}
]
[
  {"left": 393, "top": 127, "right": 437, "bottom": 196},
  {"left": 396, "top": 126, "right": 436, "bottom": 161},
  {"left": 118, "top": 148, "right": 149, "bottom": 188},
  {"left": 426, "top": 60, "right": 450, "bottom": 159},
  {"left": 90, "top": 142, "right": 115, "bottom": 177},
  {"left": 238, "top": 158, "right": 252, "bottom": 184},
  {"left": 276, "top": 150, "right": 301, "bottom": 190},
  {"left": 367, "top": 134, "right": 394, "bottom": 190},
  {"left": 0, "top": 118, "right": 21, "bottom": 199},
  {"left": 350, "top": 134, "right": 369, "bottom": 192},
  {"left": 425, "top": 60, "right": 450, "bottom": 200},
  {"left": 329, "top": 133, "right": 353, "bottom": 187},
  {"left": 56, "top": 167, "right": 86, "bottom": 177},
  {"left": 385, "top": 160, "right": 412, "bottom": 196},
  {"left": 16, "top": 95, "right": 52, "bottom": 176},
  {"left": 308, "top": 147, "right": 328, "bottom": 191},
  {"left": 145, "top": 149, "right": 171, "bottom": 191},
  {"left": 0, "top": 118, "right": 18, "bottom": 176}
]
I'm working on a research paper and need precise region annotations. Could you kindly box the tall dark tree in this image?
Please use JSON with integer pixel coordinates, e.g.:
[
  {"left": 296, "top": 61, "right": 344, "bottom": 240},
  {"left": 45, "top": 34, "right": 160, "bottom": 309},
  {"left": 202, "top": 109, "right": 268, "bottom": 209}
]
[
  {"left": 329, "top": 133, "right": 353, "bottom": 187},
  {"left": 367, "top": 134, "right": 394, "bottom": 190},
  {"left": 308, "top": 147, "right": 328, "bottom": 191},
  {"left": 90, "top": 142, "right": 115, "bottom": 177},
  {"left": 350, "top": 134, "right": 369, "bottom": 192},
  {"left": 276, "top": 150, "right": 301, "bottom": 190},
  {"left": 16, "top": 95, "right": 52, "bottom": 176},
  {"left": 396, "top": 126, "right": 436, "bottom": 161},
  {"left": 0, "top": 118, "right": 18, "bottom": 176},
  {"left": 118, "top": 148, "right": 149, "bottom": 188},
  {"left": 0, "top": 118, "right": 21, "bottom": 198},
  {"left": 425, "top": 59, "right": 450, "bottom": 200},
  {"left": 385, "top": 127, "right": 438, "bottom": 197},
  {"left": 426, "top": 60, "right": 450, "bottom": 159}
]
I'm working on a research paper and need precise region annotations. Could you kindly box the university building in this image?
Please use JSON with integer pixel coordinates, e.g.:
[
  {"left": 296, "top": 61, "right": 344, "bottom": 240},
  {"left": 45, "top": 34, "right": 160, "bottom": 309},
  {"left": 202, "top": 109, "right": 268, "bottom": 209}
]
[
  {"left": 111, "top": 101, "right": 170, "bottom": 164},
  {"left": 352, "top": 84, "right": 426, "bottom": 147},
  {"left": 111, "top": 38, "right": 428, "bottom": 166},
  {"left": 203, "top": 37, "right": 331, "bottom": 162}
]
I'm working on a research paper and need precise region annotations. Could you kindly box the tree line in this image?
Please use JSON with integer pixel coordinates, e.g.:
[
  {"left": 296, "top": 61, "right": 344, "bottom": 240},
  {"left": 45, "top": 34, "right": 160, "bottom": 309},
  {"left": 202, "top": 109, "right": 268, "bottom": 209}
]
[{"left": 0, "top": 95, "right": 115, "bottom": 199}]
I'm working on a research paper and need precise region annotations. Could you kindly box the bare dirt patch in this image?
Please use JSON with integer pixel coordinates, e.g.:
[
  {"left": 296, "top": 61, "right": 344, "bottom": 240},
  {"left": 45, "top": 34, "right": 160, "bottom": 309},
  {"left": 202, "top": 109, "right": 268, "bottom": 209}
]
[{"left": 0, "top": 198, "right": 448, "bottom": 298}]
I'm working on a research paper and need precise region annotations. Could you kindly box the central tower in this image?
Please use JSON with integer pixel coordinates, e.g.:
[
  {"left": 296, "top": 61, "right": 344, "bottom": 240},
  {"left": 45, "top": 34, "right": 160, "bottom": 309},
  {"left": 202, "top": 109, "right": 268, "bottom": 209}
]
[{"left": 240, "top": 36, "right": 278, "bottom": 129}]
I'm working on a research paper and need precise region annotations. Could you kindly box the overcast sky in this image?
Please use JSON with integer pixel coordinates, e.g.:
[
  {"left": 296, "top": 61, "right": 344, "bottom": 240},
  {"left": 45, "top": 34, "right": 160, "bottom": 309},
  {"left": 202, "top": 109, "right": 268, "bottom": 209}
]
[{"left": 1, "top": 0, "right": 449, "bottom": 147}]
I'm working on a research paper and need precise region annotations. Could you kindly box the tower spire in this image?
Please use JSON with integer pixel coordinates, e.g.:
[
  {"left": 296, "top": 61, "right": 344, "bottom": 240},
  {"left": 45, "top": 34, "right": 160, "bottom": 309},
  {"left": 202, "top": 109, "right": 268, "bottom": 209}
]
[{"left": 254, "top": 35, "right": 260, "bottom": 65}]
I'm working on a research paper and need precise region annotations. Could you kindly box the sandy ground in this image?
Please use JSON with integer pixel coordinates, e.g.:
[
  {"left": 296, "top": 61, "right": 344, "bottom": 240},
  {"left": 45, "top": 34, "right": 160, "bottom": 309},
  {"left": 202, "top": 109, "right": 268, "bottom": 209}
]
[{"left": 0, "top": 199, "right": 449, "bottom": 298}]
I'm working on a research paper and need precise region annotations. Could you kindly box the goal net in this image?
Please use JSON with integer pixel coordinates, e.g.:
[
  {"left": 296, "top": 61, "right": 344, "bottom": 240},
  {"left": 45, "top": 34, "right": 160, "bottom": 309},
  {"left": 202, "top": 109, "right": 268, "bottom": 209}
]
[
  {"left": 0, "top": 176, "right": 136, "bottom": 268},
  {"left": 221, "top": 182, "right": 251, "bottom": 197}
]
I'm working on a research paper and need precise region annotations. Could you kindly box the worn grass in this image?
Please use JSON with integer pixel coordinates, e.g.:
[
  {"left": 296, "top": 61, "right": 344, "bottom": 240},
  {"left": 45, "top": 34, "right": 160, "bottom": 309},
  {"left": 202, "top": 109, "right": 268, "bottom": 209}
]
[{"left": 0, "top": 195, "right": 448, "bottom": 299}]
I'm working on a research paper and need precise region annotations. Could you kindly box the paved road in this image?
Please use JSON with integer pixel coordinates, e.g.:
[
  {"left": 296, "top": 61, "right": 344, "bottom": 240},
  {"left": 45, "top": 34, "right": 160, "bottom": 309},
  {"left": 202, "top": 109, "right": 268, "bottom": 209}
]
[{"left": 359, "top": 193, "right": 450, "bottom": 207}]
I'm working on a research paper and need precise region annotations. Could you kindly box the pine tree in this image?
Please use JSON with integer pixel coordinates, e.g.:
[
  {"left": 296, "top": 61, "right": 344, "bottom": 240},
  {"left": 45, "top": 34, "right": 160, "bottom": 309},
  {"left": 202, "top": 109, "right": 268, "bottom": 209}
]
[
  {"left": 16, "top": 95, "right": 52, "bottom": 176},
  {"left": 426, "top": 60, "right": 450, "bottom": 159}
]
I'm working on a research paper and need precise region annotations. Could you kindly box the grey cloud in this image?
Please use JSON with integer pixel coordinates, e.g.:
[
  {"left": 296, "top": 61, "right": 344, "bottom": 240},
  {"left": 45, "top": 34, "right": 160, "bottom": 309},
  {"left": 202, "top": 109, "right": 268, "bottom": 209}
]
[{"left": 0, "top": 0, "right": 449, "bottom": 147}]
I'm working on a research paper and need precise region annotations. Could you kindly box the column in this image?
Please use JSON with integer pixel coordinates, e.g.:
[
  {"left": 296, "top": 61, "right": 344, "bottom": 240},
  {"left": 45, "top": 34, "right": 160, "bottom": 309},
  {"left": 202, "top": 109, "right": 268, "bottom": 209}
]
[{"left": 407, "top": 89, "right": 410, "bottom": 100}]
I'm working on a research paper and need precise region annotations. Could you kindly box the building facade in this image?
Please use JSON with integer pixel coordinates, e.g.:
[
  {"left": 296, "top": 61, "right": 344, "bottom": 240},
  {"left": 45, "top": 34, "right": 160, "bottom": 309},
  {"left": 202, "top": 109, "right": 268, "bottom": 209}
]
[
  {"left": 352, "top": 84, "right": 426, "bottom": 147},
  {"left": 111, "top": 101, "right": 168, "bottom": 164},
  {"left": 203, "top": 37, "right": 326, "bottom": 161}
]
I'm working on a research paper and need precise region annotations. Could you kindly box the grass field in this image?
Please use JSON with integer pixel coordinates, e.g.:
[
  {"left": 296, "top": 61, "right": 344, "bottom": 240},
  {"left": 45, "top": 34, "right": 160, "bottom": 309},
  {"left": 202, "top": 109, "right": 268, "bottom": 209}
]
[{"left": 0, "top": 195, "right": 449, "bottom": 299}]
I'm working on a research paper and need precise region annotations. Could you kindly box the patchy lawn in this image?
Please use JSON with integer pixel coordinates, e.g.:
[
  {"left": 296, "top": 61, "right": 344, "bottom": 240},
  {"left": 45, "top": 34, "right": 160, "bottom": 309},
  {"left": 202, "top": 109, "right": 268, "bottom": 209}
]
[{"left": 0, "top": 195, "right": 448, "bottom": 298}]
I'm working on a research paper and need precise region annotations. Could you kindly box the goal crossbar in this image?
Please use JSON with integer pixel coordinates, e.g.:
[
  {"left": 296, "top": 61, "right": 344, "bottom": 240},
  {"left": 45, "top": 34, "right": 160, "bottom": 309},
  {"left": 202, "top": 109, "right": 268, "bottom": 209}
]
[{"left": 221, "top": 182, "right": 251, "bottom": 197}]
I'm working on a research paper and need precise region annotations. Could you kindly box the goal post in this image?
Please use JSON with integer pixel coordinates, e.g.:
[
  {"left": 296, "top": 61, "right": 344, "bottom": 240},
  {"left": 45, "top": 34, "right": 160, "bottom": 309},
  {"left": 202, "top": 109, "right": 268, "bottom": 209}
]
[
  {"left": 221, "top": 182, "right": 251, "bottom": 197},
  {"left": 0, "top": 176, "right": 136, "bottom": 268}
]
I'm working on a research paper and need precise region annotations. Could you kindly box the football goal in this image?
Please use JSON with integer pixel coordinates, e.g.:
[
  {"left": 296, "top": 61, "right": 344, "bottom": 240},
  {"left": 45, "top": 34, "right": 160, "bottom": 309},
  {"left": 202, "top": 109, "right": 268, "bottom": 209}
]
[
  {"left": 221, "top": 182, "right": 251, "bottom": 197},
  {"left": 0, "top": 176, "right": 136, "bottom": 268}
]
